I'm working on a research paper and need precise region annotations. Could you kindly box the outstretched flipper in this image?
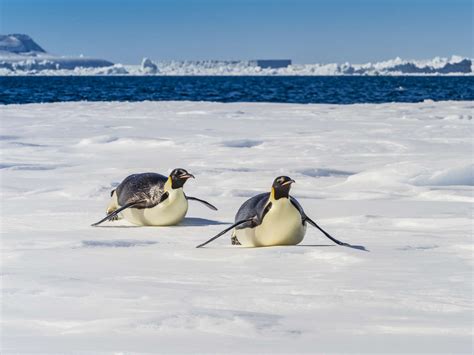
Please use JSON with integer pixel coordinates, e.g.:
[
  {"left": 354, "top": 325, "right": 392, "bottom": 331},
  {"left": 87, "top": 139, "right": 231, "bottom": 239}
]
[
  {"left": 305, "top": 216, "right": 368, "bottom": 251},
  {"left": 91, "top": 201, "right": 143, "bottom": 227},
  {"left": 196, "top": 218, "right": 254, "bottom": 248},
  {"left": 186, "top": 196, "right": 218, "bottom": 211}
]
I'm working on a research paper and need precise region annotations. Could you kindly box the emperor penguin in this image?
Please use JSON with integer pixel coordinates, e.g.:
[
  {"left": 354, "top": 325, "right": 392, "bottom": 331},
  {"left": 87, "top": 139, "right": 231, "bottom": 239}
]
[
  {"left": 196, "top": 176, "right": 355, "bottom": 248},
  {"left": 92, "top": 168, "right": 217, "bottom": 227}
]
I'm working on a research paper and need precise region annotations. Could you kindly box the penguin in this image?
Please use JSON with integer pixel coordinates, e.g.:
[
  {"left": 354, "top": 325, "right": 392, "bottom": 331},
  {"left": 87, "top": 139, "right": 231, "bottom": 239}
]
[
  {"left": 196, "top": 176, "right": 356, "bottom": 249},
  {"left": 92, "top": 168, "right": 217, "bottom": 227}
]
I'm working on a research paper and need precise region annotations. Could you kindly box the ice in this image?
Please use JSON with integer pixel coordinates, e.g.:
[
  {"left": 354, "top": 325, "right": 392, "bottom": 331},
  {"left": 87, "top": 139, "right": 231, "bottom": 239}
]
[
  {"left": 0, "top": 100, "right": 472, "bottom": 353},
  {"left": 17, "top": 55, "right": 469, "bottom": 75},
  {"left": 0, "top": 34, "right": 114, "bottom": 72},
  {"left": 80, "top": 240, "right": 158, "bottom": 248},
  {"left": 221, "top": 139, "right": 264, "bottom": 148},
  {"left": 141, "top": 57, "right": 159, "bottom": 74},
  {"left": 411, "top": 164, "right": 474, "bottom": 186},
  {"left": 1, "top": 50, "right": 472, "bottom": 77},
  {"left": 0, "top": 34, "right": 472, "bottom": 76}
]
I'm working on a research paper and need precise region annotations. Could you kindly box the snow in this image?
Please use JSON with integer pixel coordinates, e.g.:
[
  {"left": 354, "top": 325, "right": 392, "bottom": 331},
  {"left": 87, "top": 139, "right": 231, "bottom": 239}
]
[
  {"left": 1, "top": 100, "right": 472, "bottom": 353},
  {"left": 1, "top": 55, "right": 472, "bottom": 76},
  {"left": 0, "top": 34, "right": 472, "bottom": 75},
  {"left": 141, "top": 57, "right": 159, "bottom": 74},
  {"left": 410, "top": 164, "right": 474, "bottom": 187},
  {"left": 0, "top": 34, "right": 46, "bottom": 54},
  {"left": 0, "top": 34, "right": 114, "bottom": 72}
]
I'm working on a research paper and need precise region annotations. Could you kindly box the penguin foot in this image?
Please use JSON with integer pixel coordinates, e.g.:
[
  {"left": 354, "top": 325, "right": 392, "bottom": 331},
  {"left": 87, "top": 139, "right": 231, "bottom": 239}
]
[
  {"left": 106, "top": 209, "right": 121, "bottom": 221},
  {"left": 231, "top": 236, "right": 241, "bottom": 245}
]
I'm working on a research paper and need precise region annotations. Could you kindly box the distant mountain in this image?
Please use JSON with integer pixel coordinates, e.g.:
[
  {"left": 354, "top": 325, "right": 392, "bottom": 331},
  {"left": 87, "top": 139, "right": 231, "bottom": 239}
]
[
  {"left": 0, "top": 34, "right": 46, "bottom": 54},
  {"left": 0, "top": 33, "right": 115, "bottom": 72}
]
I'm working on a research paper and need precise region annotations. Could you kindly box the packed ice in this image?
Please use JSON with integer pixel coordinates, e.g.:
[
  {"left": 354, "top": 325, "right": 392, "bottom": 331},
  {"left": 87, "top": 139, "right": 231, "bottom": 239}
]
[{"left": 1, "top": 100, "right": 472, "bottom": 353}]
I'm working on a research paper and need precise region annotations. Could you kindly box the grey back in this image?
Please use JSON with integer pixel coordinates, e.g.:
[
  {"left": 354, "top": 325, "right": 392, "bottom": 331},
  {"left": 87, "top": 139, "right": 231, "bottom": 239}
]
[
  {"left": 234, "top": 192, "right": 306, "bottom": 229},
  {"left": 116, "top": 172, "right": 168, "bottom": 207}
]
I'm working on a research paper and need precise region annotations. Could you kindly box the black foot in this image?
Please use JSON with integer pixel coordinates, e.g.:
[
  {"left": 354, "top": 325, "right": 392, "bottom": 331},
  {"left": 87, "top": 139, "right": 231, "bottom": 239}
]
[{"left": 231, "top": 236, "right": 241, "bottom": 245}]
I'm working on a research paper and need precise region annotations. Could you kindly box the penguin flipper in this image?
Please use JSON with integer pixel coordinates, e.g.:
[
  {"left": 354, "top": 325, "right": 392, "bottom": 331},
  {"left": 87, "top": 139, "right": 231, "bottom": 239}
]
[
  {"left": 289, "top": 197, "right": 307, "bottom": 224},
  {"left": 305, "top": 216, "right": 368, "bottom": 251},
  {"left": 91, "top": 201, "right": 144, "bottom": 227},
  {"left": 196, "top": 218, "right": 254, "bottom": 248},
  {"left": 186, "top": 196, "right": 218, "bottom": 211}
]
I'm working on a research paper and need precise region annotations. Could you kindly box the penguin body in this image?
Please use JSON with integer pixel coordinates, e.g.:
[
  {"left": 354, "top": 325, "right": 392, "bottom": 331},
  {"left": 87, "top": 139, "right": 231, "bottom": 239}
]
[
  {"left": 196, "top": 176, "right": 356, "bottom": 249},
  {"left": 120, "top": 181, "right": 188, "bottom": 226},
  {"left": 92, "top": 169, "right": 217, "bottom": 227},
  {"left": 232, "top": 192, "right": 306, "bottom": 247}
]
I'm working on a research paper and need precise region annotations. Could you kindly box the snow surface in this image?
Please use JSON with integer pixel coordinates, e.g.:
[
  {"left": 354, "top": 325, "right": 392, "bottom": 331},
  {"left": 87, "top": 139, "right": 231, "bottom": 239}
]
[{"left": 1, "top": 100, "right": 473, "bottom": 353}]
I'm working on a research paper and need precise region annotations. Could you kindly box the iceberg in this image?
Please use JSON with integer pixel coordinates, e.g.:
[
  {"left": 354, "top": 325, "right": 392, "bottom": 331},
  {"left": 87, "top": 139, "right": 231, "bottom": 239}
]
[
  {"left": 140, "top": 57, "right": 159, "bottom": 74},
  {"left": 0, "top": 34, "right": 471, "bottom": 76}
]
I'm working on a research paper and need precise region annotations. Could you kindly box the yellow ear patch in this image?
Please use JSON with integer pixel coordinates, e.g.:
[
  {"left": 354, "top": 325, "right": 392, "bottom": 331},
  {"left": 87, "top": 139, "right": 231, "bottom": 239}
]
[
  {"left": 270, "top": 187, "right": 276, "bottom": 201},
  {"left": 164, "top": 176, "right": 172, "bottom": 191}
]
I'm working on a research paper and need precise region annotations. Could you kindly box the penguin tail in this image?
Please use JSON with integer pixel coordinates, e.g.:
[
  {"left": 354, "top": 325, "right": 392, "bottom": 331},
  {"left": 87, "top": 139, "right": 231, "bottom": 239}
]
[{"left": 91, "top": 201, "right": 141, "bottom": 227}]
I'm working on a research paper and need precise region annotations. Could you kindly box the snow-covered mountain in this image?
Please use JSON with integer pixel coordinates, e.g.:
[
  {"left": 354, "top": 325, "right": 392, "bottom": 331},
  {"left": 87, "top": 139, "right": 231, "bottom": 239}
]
[
  {"left": 0, "top": 33, "right": 46, "bottom": 54},
  {"left": 0, "top": 34, "right": 472, "bottom": 76},
  {"left": 0, "top": 34, "right": 114, "bottom": 72}
]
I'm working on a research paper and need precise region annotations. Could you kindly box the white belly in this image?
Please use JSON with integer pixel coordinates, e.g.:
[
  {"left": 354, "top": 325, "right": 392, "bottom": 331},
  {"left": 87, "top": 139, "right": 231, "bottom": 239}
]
[
  {"left": 122, "top": 189, "right": 188, "bottom": 226},
  {"left": 234, "top": 199, "right": 306, "bottom": 247}
]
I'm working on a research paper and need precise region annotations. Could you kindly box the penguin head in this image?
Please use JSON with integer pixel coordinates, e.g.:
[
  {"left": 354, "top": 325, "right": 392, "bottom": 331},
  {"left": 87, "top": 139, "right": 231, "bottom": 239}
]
[
  {"left": 169, "top": 168, "right": 194, "bottom": 189},
  {"left": 271, "top": 176, "right": 295, "bottom": 200}
]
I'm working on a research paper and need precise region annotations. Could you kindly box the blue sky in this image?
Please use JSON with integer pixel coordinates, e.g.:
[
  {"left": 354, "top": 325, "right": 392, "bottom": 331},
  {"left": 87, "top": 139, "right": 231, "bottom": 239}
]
[{"left": 1, "top": 0, "right": 472, "bottom": 64}]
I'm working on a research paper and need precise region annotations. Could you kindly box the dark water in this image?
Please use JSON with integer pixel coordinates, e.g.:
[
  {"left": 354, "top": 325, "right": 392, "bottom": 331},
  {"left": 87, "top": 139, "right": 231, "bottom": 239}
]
[{"left": 1, "top": 76, "right": 473, "bottom": 105}]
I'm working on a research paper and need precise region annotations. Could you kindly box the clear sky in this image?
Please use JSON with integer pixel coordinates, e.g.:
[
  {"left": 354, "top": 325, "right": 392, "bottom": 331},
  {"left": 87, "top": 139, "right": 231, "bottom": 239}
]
[{"left": 1, "top": 0, "right": 472, "bottom": 64}]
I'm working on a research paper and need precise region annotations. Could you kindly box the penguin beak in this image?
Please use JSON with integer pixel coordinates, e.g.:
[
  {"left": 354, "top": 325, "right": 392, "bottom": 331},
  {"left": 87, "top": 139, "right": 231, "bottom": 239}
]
[
  {"left": 282, "top": 179, "right": 295, "bottom": 186},
  {"left": 180, "top": 173, "right": 195, "bottom": 180}
]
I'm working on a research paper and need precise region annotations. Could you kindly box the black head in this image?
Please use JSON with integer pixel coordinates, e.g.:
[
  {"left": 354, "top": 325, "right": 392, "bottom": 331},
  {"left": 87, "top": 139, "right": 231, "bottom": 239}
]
[
  {"left": 169, "top": 168, "right": 194, "bottom": 189},
  {"left": 271, "top": 176, "right": 295, "bottom": 200}
]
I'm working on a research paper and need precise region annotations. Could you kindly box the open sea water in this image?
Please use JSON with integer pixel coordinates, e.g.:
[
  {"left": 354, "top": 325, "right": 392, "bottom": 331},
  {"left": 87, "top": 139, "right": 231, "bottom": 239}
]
[{"left": 1, "top": 76, "right": 473, "bottom": 105}]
